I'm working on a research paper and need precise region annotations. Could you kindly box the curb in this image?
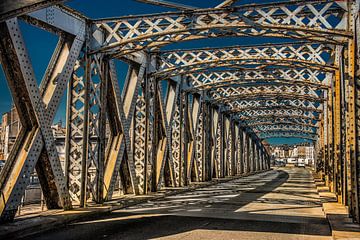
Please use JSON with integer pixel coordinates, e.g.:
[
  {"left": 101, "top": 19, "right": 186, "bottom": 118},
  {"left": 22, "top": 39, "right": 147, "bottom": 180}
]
[
  {"left": 311, "top": 171, "right": 360, "bottom": 240},
  {"left": 0, "top": 169, "right": 270, "bottom": 239}
]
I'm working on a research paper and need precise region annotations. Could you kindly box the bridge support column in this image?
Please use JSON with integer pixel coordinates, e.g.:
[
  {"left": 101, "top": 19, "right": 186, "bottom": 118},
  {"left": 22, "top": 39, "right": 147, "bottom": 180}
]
[
  {"left": 244, "top": 133, "right": 250, "bottom": 174},
  {"left": 346, "top": 4, "right": 360, "bottom": 222},
  {"left": 219, "top": 112, "right": 225, "bottom": 178},
  {"left": 238, "top": 126, "right": 244, "bottom": 175},
  {"left": 250, "top": 136, "right": 256, "bottom": 173},
  {"left": 256, "top": 144, "right": 260, "bottom": 172},
  {"left": 0, "top": 18, "right": 81, "bottom": 222},
  {"left": 210, "top": 107, "right": 220, "bottom": 178},
  {"left": 260, "top": 149, "right": 265, "bottom": 171}
]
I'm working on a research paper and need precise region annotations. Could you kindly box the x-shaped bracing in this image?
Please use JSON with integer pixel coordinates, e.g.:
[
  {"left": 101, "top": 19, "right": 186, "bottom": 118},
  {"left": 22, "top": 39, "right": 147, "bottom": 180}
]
[{"left": 0, "top": 18, "right": 85, "bottom": 220}]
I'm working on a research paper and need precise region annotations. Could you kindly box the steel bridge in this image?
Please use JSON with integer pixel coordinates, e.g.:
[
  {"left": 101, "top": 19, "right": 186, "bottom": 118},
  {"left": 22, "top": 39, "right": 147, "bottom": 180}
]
[{"left": 0, "top": 0, "right": 359, "bottom": 226}]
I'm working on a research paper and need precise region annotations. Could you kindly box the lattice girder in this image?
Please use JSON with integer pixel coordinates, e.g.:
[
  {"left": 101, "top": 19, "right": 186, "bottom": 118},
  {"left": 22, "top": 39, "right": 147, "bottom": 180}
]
[
  {"left": 226, "top": 99, "right": 322, "bottom": 114},
  {"left": 157, "top": 43, "right": 334, "bottom": 78},
  {"left": 253, "top": 124, "right": 317, "bottom": 134},
  {"left": 187, "top": 69, "right": 332, "bottom": 88},
  {"left": 238, "top": 108, "right": 316, "bottom": 119},
  {"left": 92, "top": 1, "right": 350, "bottom": 55},
  {"left": 210, "top": 85, "right": 324, "bottom": 106},
  {"left": 258, "top": 131, "right": 318, "bottom": 140},
  {"left": 237, "top": 112, "right": 319, "bottom": 122}
]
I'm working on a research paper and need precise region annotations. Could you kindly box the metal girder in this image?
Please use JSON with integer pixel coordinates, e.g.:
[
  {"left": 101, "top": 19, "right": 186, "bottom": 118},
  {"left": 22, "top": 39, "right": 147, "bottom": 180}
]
[
  {"left": 185, "top": 78, "right": 329, "bottom": 92},
  {"left": 258, "top": 131, "right": 318, "bottom": 140},
  {"left": 25, "top": 5, "right": 87, "bottom": 36},
  {"left": 210, "top": 85, "right": 323, "bottom": 104},
  {"left": 158, "top": 61, "right": 334, "bottom": 79},
  {"left": 253, "top": 124, "right": 317, "bottom": 134},
  {"left": 188, "top": 69, "right": 331, "bottom": 87},
  {"left": 237, "top": 108, "right": 317, "bottom": 119},
  {"left": 244, "top": 121, "right": 319, "bottom": 129},
  {"left": 238, "top": 113, "right": 319, "bottom": 122},
  {"left": 240, "top": 115, "right": 318, "bottom": 125},
  {"left": 225, "top": 105, "right": 322, "bottom": 114},
  {"left": 91, "top": 1, "right": 349, "bottom": 55},
  {"left": 0, "top": 17, "right": 85, "bottom": 221},
  {"left": 0, "top": 0, "right": 67, "bottom": 22},
  {"left": 157, "top": 42, "right": 334, "bottom": 78},
  {"left": 227, "top": 99, "right": 322, "bottom": 112}
]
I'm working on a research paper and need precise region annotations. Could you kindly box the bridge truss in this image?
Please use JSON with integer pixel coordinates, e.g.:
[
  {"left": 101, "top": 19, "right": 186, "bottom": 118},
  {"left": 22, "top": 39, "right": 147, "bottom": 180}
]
[{"left": 0, "top": 0, "right": 360, "bottom": 224}]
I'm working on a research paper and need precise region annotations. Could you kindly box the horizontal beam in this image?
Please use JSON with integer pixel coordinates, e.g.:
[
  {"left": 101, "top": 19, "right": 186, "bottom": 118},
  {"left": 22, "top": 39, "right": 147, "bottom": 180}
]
[
  {"left": 0, "top": 0, "right": 66, "bottom": 22},
  {"left": 243, "top": 121, "right": 318, "bottom": 128},
  {"left": 238, "top": 114, "right": 319, "bottom": 121},
  {"left": 260, "top": 133, "right": 317, "bottom": 141},
  {"left": 186, "top": 78, "right": 329, "bottom": 92},
  {"left": 156, "top": 58, "right": 335, "bottom": 78},
  {"left": 211, "top": 93, "right": 324, "bottom": 103},
  {"left": 92, "top": 1, "right": 349, "bottom": 55},
  {"left": 224, "top": 105, "right": 322, "bottom": 114},
  {"left": 26, "top": 5, "right": 86, "bottom": 36}
]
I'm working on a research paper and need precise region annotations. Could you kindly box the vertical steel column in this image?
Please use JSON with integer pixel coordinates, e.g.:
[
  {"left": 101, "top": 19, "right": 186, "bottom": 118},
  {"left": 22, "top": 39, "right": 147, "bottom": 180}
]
[
  {"left": 65, "top": 42, "right": 89, "bottom": 206},
  {"left": 195, "top": 95, "right": 204, "bottom": 181},
  {"left": 177, "top": 90, "right": 187, "bottom": 186},
  {"left": 202, "top": 102, "right": 212, "bottom": 181},
  {"left": 333, "top": 46, "right": 344, "bottom": 202},
  {"left": 327, "top": 81, "right": 334, "bottom": 190},
  {"left": 244, "top": 131, "right": 249, "bottom": 174},
  {"left": 171, "top": 87, "right": 183, "bottom": 186},
  {"left": 212, "top": 108, "right": 220, "bottom": 178},
  {"left": 230, "top": 119, "right": 236, "bottom": 176},
  {"left": 238, "top": 126, "right": 244, "bottom": 175},
  {"left": 219, "top": 112, "right": 225, "bottom": 178},
  {"left": 224, "top": 116, "right": 230, "bottom": 176},
  {"left": 347, "top": 1, "right": 359, "bottom": 221},
  {"left": 251, "top": 138, "right": 255, "bottom": 173},
  {"left": 255, "top": 144, "right": 260, "bottom": 172}
]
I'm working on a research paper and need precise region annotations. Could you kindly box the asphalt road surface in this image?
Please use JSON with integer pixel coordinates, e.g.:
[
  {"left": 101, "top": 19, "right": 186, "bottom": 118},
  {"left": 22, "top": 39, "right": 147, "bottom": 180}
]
[{"left": 24, "top": 167, "right": 331, "bottom": 240}]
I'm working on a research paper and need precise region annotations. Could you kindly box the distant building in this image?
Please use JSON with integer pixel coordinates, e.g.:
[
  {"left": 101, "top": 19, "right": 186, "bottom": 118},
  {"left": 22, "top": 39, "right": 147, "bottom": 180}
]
[
  {"left": 0, "top": 107, "right": 67, "bottom": 163},
  {"left": 0, "top": 106, "right": 20, "bottom": 160},
  {"left": 270, "top": 142, "right": 315, "bottom": 166}
]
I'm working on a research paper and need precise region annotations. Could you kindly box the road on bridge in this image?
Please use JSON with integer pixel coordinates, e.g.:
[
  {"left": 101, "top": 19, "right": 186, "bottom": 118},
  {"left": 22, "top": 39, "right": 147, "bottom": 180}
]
[{"left": 25, "top": 168, "right": 331, "bottom": 240}]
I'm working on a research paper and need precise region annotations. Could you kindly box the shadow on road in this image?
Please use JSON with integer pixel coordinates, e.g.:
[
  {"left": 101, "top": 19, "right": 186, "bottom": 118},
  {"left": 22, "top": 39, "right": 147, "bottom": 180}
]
[{"left": 23, "top": 169, "right": 331, "bottom": 240}]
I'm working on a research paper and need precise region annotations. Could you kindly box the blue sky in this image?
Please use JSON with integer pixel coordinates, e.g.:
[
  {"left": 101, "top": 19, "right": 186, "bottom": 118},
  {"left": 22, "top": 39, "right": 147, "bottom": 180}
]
[{"left": 0, "top": 0, "right": 312, "bottom": 145}]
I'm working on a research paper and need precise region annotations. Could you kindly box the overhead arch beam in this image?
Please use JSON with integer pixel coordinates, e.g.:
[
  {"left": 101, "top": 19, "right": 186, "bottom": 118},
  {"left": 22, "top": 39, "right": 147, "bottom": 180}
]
[
  {"left": 258, "top": 129, "right": 317, "bottom": 135},
  {"left": 237, "top": 109, "right": 317, "bottom": 120},
  {"left": 188, "top": 69, "right": 331, "bottom": 86},
  {"left": 156, "top": 58, "right": 335, "bottom": 78},
  {"left": 237, "top": 113, "right": 319, "bottom": 122},
  {"left": 211, "top": 93, "right": 324, "bottom": 104},
  {"left": 228, "top": 99, "right": 322, "bottom": 110},
  {"left": 253, "top": 125, "right": 317, "bottom": 134},
  {"left": 259, "top": 132, "right": 318, "bottom": 141},
  {"left": 240, "top": 115, "right": 318, "bottom": 126},
  {"left": 224, "top": 105, "right": 322, "bottom": 114},
  {"left": 159, "top": 42, "right": 333, "bottom": 77},
  {"left": 243, "top": 121, "right": 318, "bottom": 129},
  {"left": 91, "top": 1, "right": 350, "bottom": 55},
  {"left": 161, "top": 62, "right": 334, "bottom": 80},
  {"left": 185, "top": 78, "right": 329, "bottom": 92}
]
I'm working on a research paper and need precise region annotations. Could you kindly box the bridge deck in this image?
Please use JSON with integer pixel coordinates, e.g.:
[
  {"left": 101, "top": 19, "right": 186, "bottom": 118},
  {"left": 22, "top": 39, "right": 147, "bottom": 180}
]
[{"left": 24, "top": 168, "right": 331, "bottom": 240}]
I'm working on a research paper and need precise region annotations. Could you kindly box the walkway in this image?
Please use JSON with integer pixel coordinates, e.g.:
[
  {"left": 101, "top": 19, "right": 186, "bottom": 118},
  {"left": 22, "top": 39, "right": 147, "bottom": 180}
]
[{"left": 24, "top": 168, "right": 331, "bottom": 240}]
